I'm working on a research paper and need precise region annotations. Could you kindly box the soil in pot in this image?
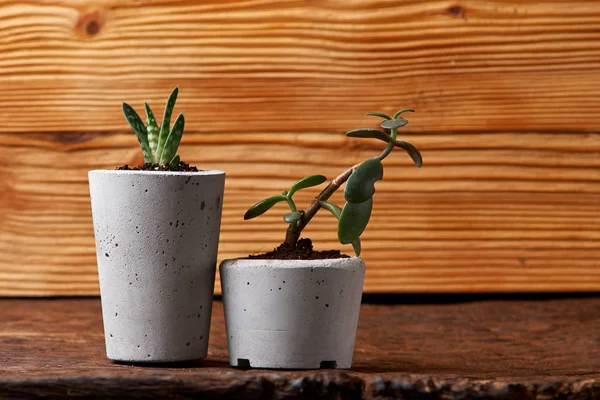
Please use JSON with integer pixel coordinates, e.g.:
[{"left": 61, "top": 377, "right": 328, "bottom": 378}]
[
  {"left": 247, "top": 238, "right": 350, "bottom": 260},
  {"left": 116, "top": 161, "right": 199, "bottom": 172}
]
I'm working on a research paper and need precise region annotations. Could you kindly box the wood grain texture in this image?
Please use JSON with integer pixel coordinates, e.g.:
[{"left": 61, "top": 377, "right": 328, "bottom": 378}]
[
  {"left": 0, "top": 0, "right": 599, "bottom": 294},
  {"left": 1, "top": 298, "right": 600, "bottom": 399}
]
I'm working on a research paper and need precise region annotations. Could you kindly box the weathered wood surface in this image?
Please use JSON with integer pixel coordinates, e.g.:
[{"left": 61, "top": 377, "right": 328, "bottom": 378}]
[
  {"left": 0, "top": 0, "right": 600, "bottom": 294},
  {"left": 1, "top": 297, "right": 599, "bottom": 399}
]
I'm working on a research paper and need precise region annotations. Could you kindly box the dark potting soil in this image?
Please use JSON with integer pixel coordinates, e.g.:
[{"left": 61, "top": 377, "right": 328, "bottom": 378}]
[
  {"left": 248, "top": 238, "right": 350, "bottom": 260},
  {"left": 116, "top": 162, "right": 199, "bottom": 172}
]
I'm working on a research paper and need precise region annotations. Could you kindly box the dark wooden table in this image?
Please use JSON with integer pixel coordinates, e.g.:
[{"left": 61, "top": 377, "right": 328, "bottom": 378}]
[{"left": 1, "top": 297, "right": 599, "bottom": 399}]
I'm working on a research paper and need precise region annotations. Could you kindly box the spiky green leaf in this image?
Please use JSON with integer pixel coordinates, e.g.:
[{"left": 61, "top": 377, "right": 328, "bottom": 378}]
[
  {"left": 244, "top": 195, "right": 287, "bottom": 220},
  {"left": 159, "top": 113, "right": 185, "bottom": 164},
  {"left": 168, "top": 154, "right": 180, "bottom": 170},
  {"left": 381, "top": 118, "right": 408, "bottom": 130},
  {"left": 338, "top": 198, "right": 373, "bottom": 244},
  {"left": 346, "top": 128, "right": 392, "bottom": 143},
  {"left": 144, "top": 103, "right": 159, "bottom": 157},
  {"left": 283, "top": 211, "right": 302, "bottom": 224},
  {"left": 351, "top": 238, "right": 361, "bottom": 256},
  {"left": 394, "top": 140, "right": 423, "bottom": 167},
  {"left": 156, "top": 87, "right": 179, "bottom": 158},
  {"left": 122, "top": 102, "right": 153, "bottom": 163},
  {"left": 344, "top": 158, "right": 383, "bottom": 204},
  {"left": 366, "top": 112, "right": 391, "bottom": 120},
  {"left": 288, "top": 175, "right": 327, "bottom": 197},
  {"left": 320, "top": 201, "right": 342, "bottom": 220}
]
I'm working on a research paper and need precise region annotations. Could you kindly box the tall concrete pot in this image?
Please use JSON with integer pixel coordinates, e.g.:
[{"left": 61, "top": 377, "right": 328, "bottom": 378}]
[
  {"left": 219, "top": 257, "right": 365, "bottom": 369},
  {"left": 89, "top": 170, "right": 225, "bottom": 363}
]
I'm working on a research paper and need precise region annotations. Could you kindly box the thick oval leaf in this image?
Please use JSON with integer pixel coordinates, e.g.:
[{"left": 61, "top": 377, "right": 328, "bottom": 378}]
[
  {"left": 366, "top": 111, "right": 391, "bottom": 120},
  {"left": 319, "top": 201, "right": 342, "bottom": 220},
  {"left": 344, "top": 158, "right": 383, "bottom": 204},
  {"left": 288, "top": 175, "right": 327, "bottom": 197},
  {"left": 381, "top": 118, "right": 408, "bottom": 130},
  {"left": 393, "top": 108, "right": 414, "bottom": 118},
  {"left": 394, "top": 140, "right": 423, "bottom": 167},
  {"left": 283, "top": 211, "right": 302, "bottom": 224},
  {"left": 338, "top": 198, "right": 373, "bottom": 244},
  {"left": 346, "top": 128, "right": 392, "bottom": 143},
  {"left": 244, "top": 195, "right": 286, "bottom": 220},
  {"left": 351, "top": 238, "right": 361, "bottom": 257}
]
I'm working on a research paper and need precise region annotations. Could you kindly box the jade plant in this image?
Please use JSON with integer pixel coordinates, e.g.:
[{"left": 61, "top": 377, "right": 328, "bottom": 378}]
[
  {"left": 122, "top": 87, "right": 184, "bottom": 170},
  {"left": 244, "top": 109, "right": 422, "bottom": 256}
]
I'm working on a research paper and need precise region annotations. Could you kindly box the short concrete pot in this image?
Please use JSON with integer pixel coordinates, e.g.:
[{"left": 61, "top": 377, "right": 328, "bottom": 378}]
[
  {"left": 219, "top": 257, "right": 365, "bottom": 369},
  {"left": 89, "top": 169, "right": 225, "bottom": 363}
]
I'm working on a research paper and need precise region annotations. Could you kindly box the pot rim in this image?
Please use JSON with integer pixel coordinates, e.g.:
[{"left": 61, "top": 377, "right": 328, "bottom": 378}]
[
  {"left": 88, "top": 169, "right": 225, "bottom": 177},
  {"left": 221, "top": 256, "right": 363, "bottom": 265}
]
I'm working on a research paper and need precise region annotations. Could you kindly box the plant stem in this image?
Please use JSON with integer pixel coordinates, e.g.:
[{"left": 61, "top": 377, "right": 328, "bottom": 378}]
[
  {"left": 376, "top": 128, "right": 398, "bottom": 160},
  {"left": 284, "top": 126, "right": 398, "bottom": 246},
  {"left": 285, "top": 196, "right": 298, "bottom": 213},
  {"left": 284, "top": 166, "right": 355, "bottom": 245}
]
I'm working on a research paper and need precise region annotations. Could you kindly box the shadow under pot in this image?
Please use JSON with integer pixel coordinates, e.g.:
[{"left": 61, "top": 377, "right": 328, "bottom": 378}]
[
  {"left": 89, "top": 169, "right": 225, "bottom": 363},
  {"left": 219, "top": 257, "right": 365, "bottom": 369}
]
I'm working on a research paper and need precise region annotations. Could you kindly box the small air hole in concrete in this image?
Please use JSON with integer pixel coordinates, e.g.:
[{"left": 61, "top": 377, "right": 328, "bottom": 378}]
[
  {"left": 186, "top": 342, "right": 190, "bottom": 346},
  {"left": 105, "top": 253, "right": 109, "bottom": 257},
  {"left": 236, "top": 358, "right": 251, "bottom": 368},
  {"left": 320, "top": 360, "right": 337, "bottom": 369}
]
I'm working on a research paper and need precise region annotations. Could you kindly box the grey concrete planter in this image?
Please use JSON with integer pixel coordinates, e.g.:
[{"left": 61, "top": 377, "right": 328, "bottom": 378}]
[
  {"left": 219, "top": 257, "right": 365, "bottom": 369},
  {"left": 89, "top": 169, "right": 225, "bottom": 363}
]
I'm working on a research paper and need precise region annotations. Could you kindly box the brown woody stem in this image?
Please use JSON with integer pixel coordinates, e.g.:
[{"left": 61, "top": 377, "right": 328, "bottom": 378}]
[{"left": 284, "top": 166, "right": 356, "bottom": 246}]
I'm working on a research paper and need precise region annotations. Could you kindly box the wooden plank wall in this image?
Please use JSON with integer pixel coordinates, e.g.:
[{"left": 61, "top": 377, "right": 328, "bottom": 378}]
[{"left": 0, "top": 0, "right": 599, "bottom": 295}]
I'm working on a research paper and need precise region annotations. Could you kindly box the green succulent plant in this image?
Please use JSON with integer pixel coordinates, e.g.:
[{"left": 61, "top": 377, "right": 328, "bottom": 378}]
[
  {"left": 244, "top": 109, "right": 422, "bottom": 256},
  {"left": 122, "top": 87, "right": 184, "bottom": 170}
]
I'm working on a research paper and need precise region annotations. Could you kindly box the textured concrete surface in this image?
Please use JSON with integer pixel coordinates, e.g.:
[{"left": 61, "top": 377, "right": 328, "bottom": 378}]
[
  {"left": 220, "top": 257, "right": 366, "bottom": 369},
  {"left": 89, "top": 170, "right": 225, "bottom": 362}
]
